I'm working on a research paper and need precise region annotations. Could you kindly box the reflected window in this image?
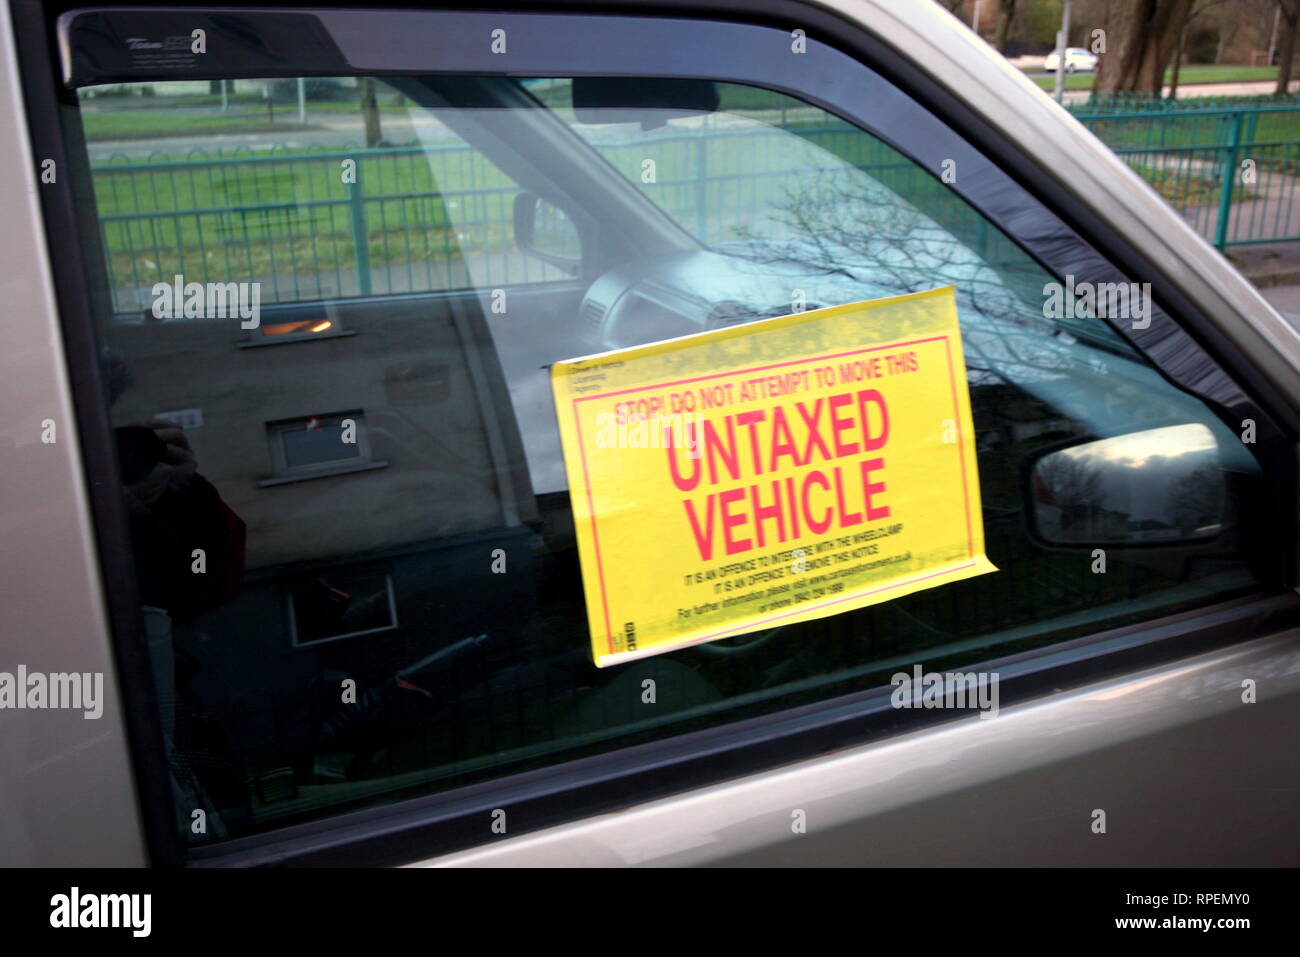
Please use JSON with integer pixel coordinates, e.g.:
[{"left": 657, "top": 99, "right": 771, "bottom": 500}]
[{"left": 262, "top": 412, "right": 385, "bottom": 485}]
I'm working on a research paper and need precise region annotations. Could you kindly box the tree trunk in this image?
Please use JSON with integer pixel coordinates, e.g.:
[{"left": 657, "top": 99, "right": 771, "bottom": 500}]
[
  {"left": 1168, "top": 22, "right": 1186, "bottom": 97},
  {"left": 360, "top": 78, "right": 382, "bottom": 147},
  {"left": 994, "top": 0, "right": 1017, "bottom": 54},
  {"left": 1214, "top": 14, "right": 1240, "bottom": 64},
  {"left": 1276, "top": 3, "right": 1299, "bottom": 95},
  {"left": 1095, "top": 0, "right": 1195, "bottom": 94}
]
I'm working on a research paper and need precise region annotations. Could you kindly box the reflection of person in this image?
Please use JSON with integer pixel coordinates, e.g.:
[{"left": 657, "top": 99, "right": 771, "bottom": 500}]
[
  {"left": 102, "top": 345, "right": 246, "bottom": 621},
  {"left": 104, "top": 347, "right": 247, "bottom": 837},
  {"left": 118, "top": 418, "right": 195, "bottom": 504},
  {"left": 116, "top": 418, "right": 246, "bottom": 622}
]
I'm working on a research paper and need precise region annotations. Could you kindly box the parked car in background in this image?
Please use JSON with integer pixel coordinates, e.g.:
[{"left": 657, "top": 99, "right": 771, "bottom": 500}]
[{"left": 1045, "top": 47, "right": 1100, "bottom": 73}]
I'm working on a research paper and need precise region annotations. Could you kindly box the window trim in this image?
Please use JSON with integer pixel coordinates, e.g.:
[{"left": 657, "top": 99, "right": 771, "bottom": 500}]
[{"left": 15, "top": 0, "right": 1299, "bottom": 868}]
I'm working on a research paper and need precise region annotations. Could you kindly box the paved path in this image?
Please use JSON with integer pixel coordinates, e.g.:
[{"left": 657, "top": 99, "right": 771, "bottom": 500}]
[{"left": 1062, "top": 79, "right": 1300, "bottom": 104}]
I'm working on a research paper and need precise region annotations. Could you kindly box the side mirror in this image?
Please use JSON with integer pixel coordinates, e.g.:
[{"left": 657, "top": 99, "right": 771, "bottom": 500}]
[
  {"left": 513, "top": 192, "right": 581, "bottom": 276},
  {"left": 1029, "top": 423, "right": 1230, "bottom": 547}
]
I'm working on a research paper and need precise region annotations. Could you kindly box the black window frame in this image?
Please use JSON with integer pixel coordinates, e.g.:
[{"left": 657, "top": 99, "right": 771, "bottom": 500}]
[{"left": 13, "top": 0, "right": 1299, "bottom": 868}]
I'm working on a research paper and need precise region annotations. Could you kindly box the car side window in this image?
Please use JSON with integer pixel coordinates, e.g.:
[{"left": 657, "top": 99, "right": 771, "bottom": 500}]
[{"left": 60, "top": 68, "right": 1274, "bottom": 850}]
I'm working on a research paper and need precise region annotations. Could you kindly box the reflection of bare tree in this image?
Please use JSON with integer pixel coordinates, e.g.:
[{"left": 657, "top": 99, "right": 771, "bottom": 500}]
[
  {"left": 1168, "top": 465, "right": 1223, "bottom": 536},
  {"left": 1040, "top": 455, "right": 1112, "bottom": 540},
  {"left": 717, "top": 169, "right": 1210, "bottom": 453},
  {"left": 727, "top": 171, "right": 1093, "bottom": 387},
  {"left": 1035, "top": 451, "right": 1133, "bottom": 541},
  {"left": 1039, "top": 453, "right": 1105, "bottom": 511}
]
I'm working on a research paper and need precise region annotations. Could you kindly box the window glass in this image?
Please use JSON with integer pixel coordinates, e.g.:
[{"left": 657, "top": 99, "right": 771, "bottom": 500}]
[
  {"left": 66, "top": 74, "right": 1272, "bottom": 846},
  {"left": 85, "top": 78, "right": 570, "bottom": 313}
]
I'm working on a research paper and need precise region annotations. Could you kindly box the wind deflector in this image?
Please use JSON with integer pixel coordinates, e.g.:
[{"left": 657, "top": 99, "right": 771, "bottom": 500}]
[{"left": 59, "top": 9, "right": 349, "bottom": 87}]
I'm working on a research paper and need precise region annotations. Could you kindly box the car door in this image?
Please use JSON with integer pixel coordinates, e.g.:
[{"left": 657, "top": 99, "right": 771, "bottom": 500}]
[{"left": 3, "top": 0, "right": 1298, "bottom": 867}]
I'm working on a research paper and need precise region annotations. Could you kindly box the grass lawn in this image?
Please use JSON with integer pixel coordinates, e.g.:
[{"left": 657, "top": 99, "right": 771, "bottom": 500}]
[
  {"left": 83, "top": 111, "right": 319, "bottom": 140},
  {"left": 1128, "top": 164, "right": 1257, "bottom": 208},
  {"left": 1029, "top": 64, "right": 1281, "bottom": 92},
  {"left": 90, "top": 111, "right": 990, "bottom": 308},
  {"left": 85, "top": 87, "right": 798, "bottom": 142},
  {"left": 81, "top": 70, "right": 1289, "bottom": 142},
  {"left": 1034, "top": 72, "right": 1108, "bottom": 91},
  {"left": 1078, "top": 108, "right": 1300, "bottom": 168},
  {"left": 91, "top": 78, "right": 1281, "bottom": 310}
]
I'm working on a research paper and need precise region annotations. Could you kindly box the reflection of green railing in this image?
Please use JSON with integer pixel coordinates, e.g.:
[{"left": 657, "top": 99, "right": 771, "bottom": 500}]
[
  {"left": 1074, "top": 92, "right": 1300, "bottom": 114},
  {"left": 85, "top": 99, "right": 1300, "bottom": 310},
  {"left": 87, "top": 126, "right": 1022, "bottom": 311},
  {"left": 92, "top": 143, "right": 519, "bottom": 310},
  {"left": 1069, "top": 98, "right": 1300, "bottom": 250}
]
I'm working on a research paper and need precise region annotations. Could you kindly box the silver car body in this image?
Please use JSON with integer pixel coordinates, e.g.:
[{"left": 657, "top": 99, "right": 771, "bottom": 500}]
[{"left": 1, "top": 0, "right": 1296, "bottom": 867}]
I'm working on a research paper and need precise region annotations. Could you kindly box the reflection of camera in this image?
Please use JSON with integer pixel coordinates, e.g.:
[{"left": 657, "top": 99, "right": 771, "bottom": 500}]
[{"left": 114, "top": 425, "right": 167, "bottom": 485}]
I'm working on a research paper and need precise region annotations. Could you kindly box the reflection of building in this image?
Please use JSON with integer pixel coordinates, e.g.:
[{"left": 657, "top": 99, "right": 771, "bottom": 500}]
[
  {"left": 1058, "top": 503, "right": 1129, "bottom": 541},
  {"left": 974, "top": 383, "right": 1074, "bottom": 451},
  {"left": 1128, "top": 518, "right": 1181, "bottom": 543},
  {"left": 106, "top": 300, "right": 534, "bottom": 570},
  {"left": 105, "top": 296, "right": 543, "bottom": 807}
]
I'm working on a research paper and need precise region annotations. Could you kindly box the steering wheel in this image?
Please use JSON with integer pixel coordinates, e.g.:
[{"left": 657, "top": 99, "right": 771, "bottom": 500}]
[{"left": 694, "top": 625, "right": 785, "bottom": 655}]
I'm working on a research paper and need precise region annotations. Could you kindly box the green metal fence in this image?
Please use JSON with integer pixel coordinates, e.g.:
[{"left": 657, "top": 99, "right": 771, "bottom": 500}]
[
  {"left": 1069, "top": 96, "right": 1300, "bottom": 250},
  {"left": 89, "top": 97, "right": 1300, "bottom": 311},
  {"left": 89, "top": 124, "right": 1024, "bottom": 312},
  {"left": 92, "top": 142, "right": 528, "bottom": 310}
]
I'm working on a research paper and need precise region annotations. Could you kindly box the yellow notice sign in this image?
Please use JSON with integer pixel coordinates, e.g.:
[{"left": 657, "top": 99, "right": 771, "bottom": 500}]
[{"left": 551, "top": 286, "right": 996, "bottom": 667}]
